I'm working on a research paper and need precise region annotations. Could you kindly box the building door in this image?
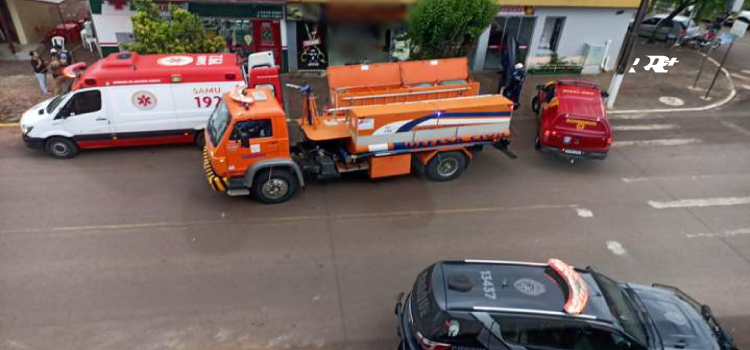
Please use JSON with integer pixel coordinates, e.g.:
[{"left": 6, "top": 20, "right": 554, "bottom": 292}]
[
  {"left": 484, "top": 16, "right": 536, "bottom": 71},
  {"left": 253, "top": 20, "right": 281, "bottom": 66}
]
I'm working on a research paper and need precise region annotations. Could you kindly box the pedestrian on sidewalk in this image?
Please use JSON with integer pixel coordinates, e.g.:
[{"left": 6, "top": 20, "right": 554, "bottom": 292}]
[
  {"left": 29, "top": 51, "right": 49, "bottom": 94},
  {"left": 49, "top": 51, "right": 66, "bottom": 95},
  {"left": 506, "top": 63, "right": 526, "bottom": 110}
]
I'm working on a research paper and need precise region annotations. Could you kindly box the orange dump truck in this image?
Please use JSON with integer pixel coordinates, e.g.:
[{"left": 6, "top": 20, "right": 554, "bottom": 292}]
[{"left": 203, "top": 80, "right": 515, "bottom": 204}]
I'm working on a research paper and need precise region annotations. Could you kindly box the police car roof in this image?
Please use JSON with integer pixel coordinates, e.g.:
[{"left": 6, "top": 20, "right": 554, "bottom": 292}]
[
  {"left": 73, "top": 52, "right": 242, "bottom": 90},
  {"left": 434, "top": 260, "right": 614, "bottom": 321}
]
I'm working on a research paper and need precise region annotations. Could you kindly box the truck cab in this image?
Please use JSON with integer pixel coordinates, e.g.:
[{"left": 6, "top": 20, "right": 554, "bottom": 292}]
[{"left": 204, "top": 88, "right": 303, "bottom": 203}]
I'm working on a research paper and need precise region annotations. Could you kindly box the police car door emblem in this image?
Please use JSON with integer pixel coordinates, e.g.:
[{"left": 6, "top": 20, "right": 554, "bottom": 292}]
[
  {"left": 157, "top": 56, "right": 194, "bottom": 66},
  {"left": 132, "top": 91, "right": 157, "bottom": 110},
  {"left": 514, "top": 278, "right": 546, "bottom": 296}
]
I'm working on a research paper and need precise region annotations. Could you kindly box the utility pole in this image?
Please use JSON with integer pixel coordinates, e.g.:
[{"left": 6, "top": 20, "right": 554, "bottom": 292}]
[{"left": 607, "top": 0, "right": 650, "bottom": 109}]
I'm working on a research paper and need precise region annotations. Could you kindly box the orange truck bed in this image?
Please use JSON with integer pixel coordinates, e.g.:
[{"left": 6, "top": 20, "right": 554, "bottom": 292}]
[{"left": 326, "top": 58, "right": 480, "bottom": 111}]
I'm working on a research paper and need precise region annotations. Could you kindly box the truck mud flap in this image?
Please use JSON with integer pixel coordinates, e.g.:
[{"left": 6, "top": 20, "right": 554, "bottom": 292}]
[{"left": 203, "top": 148, "right": 227, "bottom": 192}]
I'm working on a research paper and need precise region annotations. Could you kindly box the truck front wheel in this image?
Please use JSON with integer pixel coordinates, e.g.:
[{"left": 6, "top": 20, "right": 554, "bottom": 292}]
[
  {"left": 45, "top": 137, "right": 79, "bottom": 159},
  {"left": 252, "top": 168, "right": 298, "bottom": 204},
  {"left": 424, "top": 151, "right": 467, "bottom": 182}
]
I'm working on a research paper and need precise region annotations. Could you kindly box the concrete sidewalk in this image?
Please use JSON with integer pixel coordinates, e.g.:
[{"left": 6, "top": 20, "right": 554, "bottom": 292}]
[{"left": 279, "top": 41, "right": 735, "bottom": 122}]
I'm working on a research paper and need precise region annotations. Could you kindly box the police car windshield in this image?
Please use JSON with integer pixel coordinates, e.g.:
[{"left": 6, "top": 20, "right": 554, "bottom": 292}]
[
  {"left": 592, "top": 272, "right": 648, "bottom": 346},
  {"left": 46, "top": 91, "right": 70, "bottom": 114},
  {"left": 208, "top": 100, "right": 231, "bottom": 147}
]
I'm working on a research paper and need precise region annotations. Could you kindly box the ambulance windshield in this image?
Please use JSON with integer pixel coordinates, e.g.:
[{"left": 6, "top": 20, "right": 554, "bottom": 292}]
[
  {"left": 46, "top": 91, "right": 70, "bottom": 114},
  {"left": 208, "top": 100, "right": 231, "bottom": 147}
]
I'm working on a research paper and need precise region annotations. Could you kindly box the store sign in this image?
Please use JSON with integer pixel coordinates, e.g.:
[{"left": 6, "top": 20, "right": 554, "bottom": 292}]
[
  {"left": 297, "top": 22, "right": 328, "bottom": 70},
  {"left": 498, "top": 6, "right": 534, "bottom": 16}
]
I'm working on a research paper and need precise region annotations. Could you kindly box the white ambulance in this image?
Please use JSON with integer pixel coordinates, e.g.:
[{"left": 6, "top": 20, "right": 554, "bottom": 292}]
[{"left": 20, "top": 52, "right": 247, "bottom": 158}]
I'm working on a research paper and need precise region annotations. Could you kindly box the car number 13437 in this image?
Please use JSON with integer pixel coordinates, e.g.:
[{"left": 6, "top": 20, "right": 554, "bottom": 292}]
[{"left": 480, "top": 270, "right": 497, "bottom": 300}]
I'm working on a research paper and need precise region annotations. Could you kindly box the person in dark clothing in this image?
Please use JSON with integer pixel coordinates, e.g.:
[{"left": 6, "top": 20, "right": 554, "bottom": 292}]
[
  {"left": 30, "top": 51, "right": 49, "bottom": 94},
  {"left": 506, "top": 63, "right": 526, "bottom": 110},
  {"left": 713, "top": 11, "right": 729, "bottom": 31}
]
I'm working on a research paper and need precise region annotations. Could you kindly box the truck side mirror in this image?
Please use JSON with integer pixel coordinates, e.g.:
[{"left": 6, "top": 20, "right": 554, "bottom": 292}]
[
  {"left": 536, "top": 85, "right": 543, "bottom": 91},
  {"left": 601, "top": 91, "right": 610, "bottom": 98},
  {"left": 240, "top": 132, "right": 250, "bottom": 148}
]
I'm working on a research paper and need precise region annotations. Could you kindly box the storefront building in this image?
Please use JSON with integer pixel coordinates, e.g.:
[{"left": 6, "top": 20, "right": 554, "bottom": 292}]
[
  {"left": 285, "top": 0, "right": 409, "bottom": 71},
  {"left": 87, "top": 0, "right": 289, "bottom": 69},
  {"left": 474, "top": 0, "right": 639, "bottom": 74},
  {"left": 286, "top": 0, "right": 637, "bottom": 74}
]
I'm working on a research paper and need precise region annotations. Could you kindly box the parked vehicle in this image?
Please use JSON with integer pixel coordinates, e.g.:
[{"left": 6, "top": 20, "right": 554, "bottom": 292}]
[
  {"left": 396, "top": 258, "right": 739, "bottom": 350},
  {"left": 531, "top": 80, "right": 612, "bottom": 162},
  {"left": 636, "top": 14, "right": 701, "bottom": 43},
  {"left": 203, "top": 58, "right": 516, "bottom": 203},
  {"left": 20, "top": 52, "right": 284, "bottom": 159},
  {"left": 684, "top": 28, "right": 721, "bottom": 50}
]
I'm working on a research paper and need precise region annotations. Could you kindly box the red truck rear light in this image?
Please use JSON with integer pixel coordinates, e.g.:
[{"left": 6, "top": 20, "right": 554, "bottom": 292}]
[
  {"left": 606, "top": 137, "right": 613, "bottom": 145},
  {"left": 416, "top": 331, "right": 451, "bottom": 350}
]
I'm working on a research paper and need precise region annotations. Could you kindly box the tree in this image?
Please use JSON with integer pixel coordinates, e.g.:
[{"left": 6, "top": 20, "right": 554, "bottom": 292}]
[
  {"left": 124, "top": 0, "right": 225, "bottom": 54},
  {"left": 406, "top": 0, "right": 496, "bottom": 59},
  {"left": 648, "top": 0, "right": 726, "bottom": 42}
]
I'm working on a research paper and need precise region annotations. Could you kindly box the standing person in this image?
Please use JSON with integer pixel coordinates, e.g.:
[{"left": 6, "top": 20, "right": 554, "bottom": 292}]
[
  {"left": 49, "top": 53, "right": 66, "bottom": 95},
  {"left": 507, "top": 63, "right": 526, "bottom": 110},
  {"left": 29, "top": 51, "right": 49, "bottom": 94}
]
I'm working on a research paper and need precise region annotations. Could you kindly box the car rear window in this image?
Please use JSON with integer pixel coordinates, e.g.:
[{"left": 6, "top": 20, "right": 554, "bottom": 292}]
[{"left": 412, "top": 266, "right": 449, "bottom": 338}]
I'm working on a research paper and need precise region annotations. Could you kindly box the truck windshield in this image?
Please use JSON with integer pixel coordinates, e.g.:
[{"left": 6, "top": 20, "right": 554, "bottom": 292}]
[
  {"left": 592, "top": 272, "right": 649, "bottom": 346},
  {"left": 46, "top": 91, "right": 70, "bottom": 114},
  {"left": 207, "top": 100, "right": 231, "bottom": 147}
]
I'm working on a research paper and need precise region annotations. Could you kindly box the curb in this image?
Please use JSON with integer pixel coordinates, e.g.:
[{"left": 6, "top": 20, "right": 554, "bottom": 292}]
[
  {"left": 608, "top": 51, "right": 736, "bottom": 115},
  {"left": 0, "top": 123, "right": 19, "bottom": 128}
]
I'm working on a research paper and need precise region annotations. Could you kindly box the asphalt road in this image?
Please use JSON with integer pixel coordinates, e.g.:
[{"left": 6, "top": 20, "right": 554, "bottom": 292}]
[{"left": 2, "top": 60, "right": 750, "bottom": 350}]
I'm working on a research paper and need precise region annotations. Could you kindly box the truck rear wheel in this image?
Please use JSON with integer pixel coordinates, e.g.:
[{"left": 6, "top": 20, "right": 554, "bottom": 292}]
[
  {"left": 252, "top": 168, "right": 298, "bottom": 204},
  {"left": 425, "top": 151, "right": 467, "bottom": 182},
  {"left": 45, "top": 137, "right": 79, "bottom": 159},
  {"left": 531, "top": 96, "right": 540, "bottom": 113}
]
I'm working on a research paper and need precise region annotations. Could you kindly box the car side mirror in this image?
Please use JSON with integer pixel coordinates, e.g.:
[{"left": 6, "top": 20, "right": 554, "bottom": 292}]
[
  {"left": 601, "top": 91, "right": 610, "bottom": 98},
  {"left": 55, "top": 108, "right": 69, "bottom": 120}
]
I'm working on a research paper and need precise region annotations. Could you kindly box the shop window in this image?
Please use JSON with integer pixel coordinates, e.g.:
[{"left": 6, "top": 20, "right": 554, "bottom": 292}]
[{"left": 539, "top": 17, "right": 565, "bottom": 51}]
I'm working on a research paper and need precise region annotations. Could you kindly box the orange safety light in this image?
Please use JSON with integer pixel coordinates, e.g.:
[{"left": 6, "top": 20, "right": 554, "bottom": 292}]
[{"left": 548, "top": 258, "right": 589, "bottom": 315}]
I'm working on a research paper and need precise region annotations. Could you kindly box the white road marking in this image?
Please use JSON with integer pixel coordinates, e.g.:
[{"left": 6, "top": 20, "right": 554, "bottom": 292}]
[
  {"left": 721, "top": 120, "right": 750, "bottom": 136},
  {"left": 576, "top": 208, "right": 594, "bottom": 218},
  {"left": 608, "top": 53, "right": 736, "bottom": 115},
  {"left": 686, "top": 228, "right": 750, "bottom": 238},
  {"left": 742, "top": 84, "right": 750, "bottom": 91},
  {"left": 612, "top": 138, "right": 701, "bottom": 147},
  {"left": 622, "top": 174, "right": 716, "bottom": 183},
  {"left": 606, "top": 241, "right": 627, "bottom": 256},
  {"left": 743, "top": 70, "right": 750, "bottom": 75},
  {"left": 731, "top": 73, "right": 750, "bottom": 81},
  {"left": 648, "top": 196, "right": 750, "bottom": 209},
  {"left": 611, "top": 124, "right": 678, "bottom": 131}
]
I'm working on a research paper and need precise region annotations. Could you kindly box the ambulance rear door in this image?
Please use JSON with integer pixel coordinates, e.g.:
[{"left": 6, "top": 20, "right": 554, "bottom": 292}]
[{"left": 106, "top": 84, "right": 179, "bottom": 144}]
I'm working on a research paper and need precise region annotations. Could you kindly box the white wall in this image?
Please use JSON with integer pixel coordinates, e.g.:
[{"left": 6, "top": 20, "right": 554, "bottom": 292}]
[{"left": 527, "top": 7, "right": 634, "bottom": 70}]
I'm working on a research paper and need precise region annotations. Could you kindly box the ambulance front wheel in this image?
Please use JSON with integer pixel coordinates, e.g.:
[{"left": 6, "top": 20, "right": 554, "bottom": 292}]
[
  {"left": 194, "top": 131, "right": 205, "bottom": 150},
  {"left": 425, "top": 151, "right": 467, "bottom": 182},
  {"left": 45, "top": 137, "right": 79, "bottom": 159},
  {"left": 252, "top": 168, "right": 298, "bottom": 204}
]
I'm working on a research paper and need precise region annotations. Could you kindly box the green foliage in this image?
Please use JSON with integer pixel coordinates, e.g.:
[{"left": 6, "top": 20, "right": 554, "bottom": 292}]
[
  {"left": 124, "top": 0, "right": 225, "bottom": 54},
  {"left": 406, "top": 0, "right": 496, "bottom": 59}
]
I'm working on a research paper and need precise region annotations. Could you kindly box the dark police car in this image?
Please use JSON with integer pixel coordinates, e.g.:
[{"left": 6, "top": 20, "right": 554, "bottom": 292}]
[{"left": 396, "top": 259, "right": 737, "bottom": 350}]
